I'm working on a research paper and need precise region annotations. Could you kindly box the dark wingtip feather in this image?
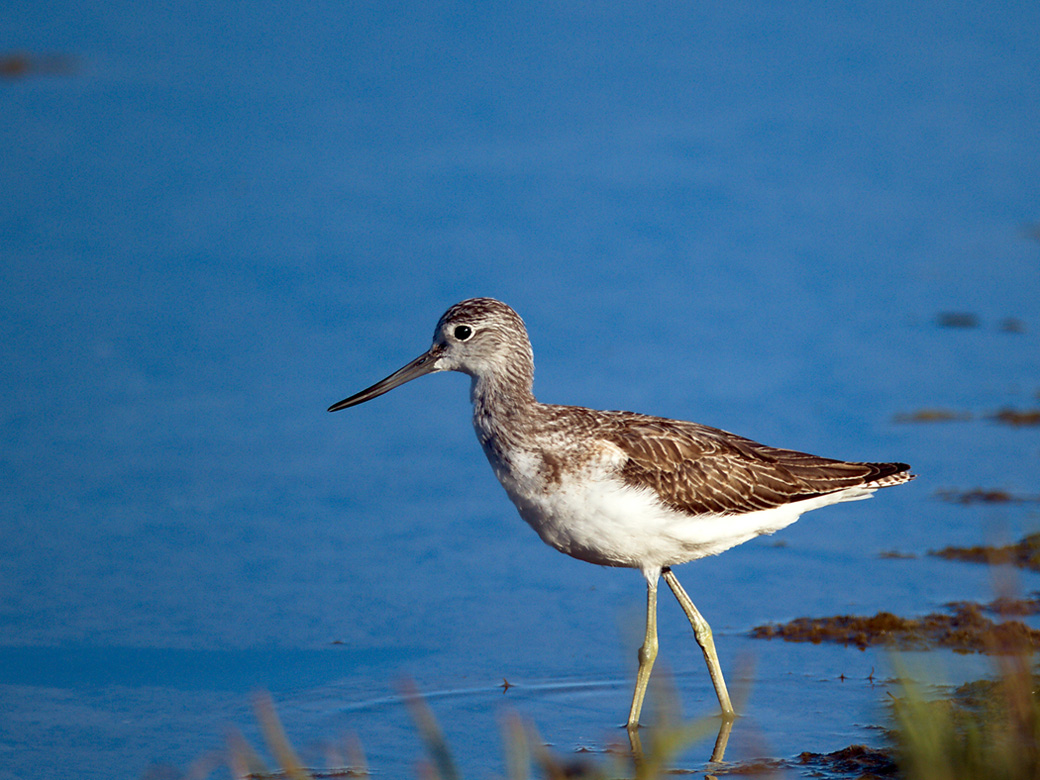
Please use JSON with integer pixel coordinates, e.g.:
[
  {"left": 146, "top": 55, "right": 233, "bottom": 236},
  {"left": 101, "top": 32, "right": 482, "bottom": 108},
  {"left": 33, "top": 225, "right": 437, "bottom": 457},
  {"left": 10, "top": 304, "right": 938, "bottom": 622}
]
[{"left": 864, "top": 461, "right": 915, "bottom": 487}]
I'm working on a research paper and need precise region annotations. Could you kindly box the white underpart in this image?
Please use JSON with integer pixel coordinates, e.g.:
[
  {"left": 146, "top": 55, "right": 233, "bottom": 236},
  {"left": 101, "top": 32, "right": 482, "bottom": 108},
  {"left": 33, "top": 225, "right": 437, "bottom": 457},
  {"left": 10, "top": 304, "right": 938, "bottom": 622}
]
[{"left": 485, "top": 438, "right": 877, "bottom": 575}]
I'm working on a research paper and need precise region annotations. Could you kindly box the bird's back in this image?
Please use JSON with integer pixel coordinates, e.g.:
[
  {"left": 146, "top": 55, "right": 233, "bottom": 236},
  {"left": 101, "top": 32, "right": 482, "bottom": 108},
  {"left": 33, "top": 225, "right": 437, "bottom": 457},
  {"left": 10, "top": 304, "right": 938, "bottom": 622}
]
[{"left": 593, "top": 409, "right": 912, "bottom": 516}]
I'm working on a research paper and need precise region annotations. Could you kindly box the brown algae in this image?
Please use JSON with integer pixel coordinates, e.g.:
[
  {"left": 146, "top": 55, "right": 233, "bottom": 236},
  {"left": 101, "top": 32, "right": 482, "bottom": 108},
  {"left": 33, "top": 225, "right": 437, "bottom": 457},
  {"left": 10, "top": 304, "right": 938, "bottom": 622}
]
[
  {"left": 892, "top": 409, "right": 972, "bottom": 423},
  {"left": 930, "top": 533, "right": 1040, "bottom": 571},
  {"left": 797, "top": 744, "right": 897, "bottom": 778},
  {"left": 750, "top": 602, "right": 1040, "bottom": 653},
  {"left": 935, "top": 488, "right": 1040, "bottom": 505},
  {"left": 990, "top": 408, "right": 1040, "bottom": 427},
  {"left": 0, "top": 52, "right": 77, "bottom": 79}
]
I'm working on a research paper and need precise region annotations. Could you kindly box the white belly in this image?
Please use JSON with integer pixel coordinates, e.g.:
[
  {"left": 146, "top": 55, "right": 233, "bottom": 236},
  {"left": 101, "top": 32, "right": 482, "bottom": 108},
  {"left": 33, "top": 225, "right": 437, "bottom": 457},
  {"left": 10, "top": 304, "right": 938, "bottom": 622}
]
[
  {"left": 485, "top": 442, "right": 872, "bottom": 574},
  {"left": 515, "top": 475, "right": 795, "bottom": 569}
]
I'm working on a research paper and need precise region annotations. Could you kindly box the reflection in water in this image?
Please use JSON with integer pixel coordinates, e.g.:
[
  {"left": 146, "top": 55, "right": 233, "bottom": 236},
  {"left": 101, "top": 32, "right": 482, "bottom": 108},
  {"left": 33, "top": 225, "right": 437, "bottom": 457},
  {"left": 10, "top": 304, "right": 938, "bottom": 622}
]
[
  {"left": 710, "top": 716, "right": 735, "bottom": 764},
  {"left": 627, "top": 712, "right": 735, "bottom": 772}
]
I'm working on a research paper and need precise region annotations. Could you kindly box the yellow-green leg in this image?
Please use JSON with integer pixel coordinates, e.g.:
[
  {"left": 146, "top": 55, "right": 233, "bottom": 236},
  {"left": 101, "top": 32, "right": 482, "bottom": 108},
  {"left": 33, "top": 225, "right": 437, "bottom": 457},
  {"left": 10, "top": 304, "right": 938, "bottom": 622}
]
[
  {"left": 626, "top": 573, "right": 659, "bottom": 729},
  {"left": 662, "top": 566, "right": 735, "bottom": 718}
]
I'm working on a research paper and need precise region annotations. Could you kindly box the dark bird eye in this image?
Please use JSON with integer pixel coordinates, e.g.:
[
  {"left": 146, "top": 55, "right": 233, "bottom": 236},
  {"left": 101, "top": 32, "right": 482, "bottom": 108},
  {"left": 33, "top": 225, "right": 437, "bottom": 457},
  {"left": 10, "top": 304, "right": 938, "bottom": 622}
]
[{"left": 454, "top": 325, "right": 473, "bottom": 341}]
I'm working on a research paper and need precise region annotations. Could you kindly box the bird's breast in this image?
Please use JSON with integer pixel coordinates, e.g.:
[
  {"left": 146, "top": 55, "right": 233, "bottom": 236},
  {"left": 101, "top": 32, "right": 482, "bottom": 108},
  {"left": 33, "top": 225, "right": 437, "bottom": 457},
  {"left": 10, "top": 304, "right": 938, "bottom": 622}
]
[{"left": 475, "top": 434, "right": 679, "bottom": 568}]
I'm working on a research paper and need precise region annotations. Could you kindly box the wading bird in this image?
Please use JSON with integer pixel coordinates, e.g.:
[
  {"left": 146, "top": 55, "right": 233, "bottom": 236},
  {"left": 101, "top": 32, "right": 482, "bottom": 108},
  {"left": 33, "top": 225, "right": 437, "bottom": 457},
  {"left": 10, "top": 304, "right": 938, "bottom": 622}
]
[{"left": 328, "top": 298, "right": 913, "bottom": 730}]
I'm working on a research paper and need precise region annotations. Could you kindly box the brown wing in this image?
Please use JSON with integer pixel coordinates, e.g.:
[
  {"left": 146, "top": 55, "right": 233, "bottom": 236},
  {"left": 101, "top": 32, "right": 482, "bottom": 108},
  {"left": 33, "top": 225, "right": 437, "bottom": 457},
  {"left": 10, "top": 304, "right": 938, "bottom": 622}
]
[{"left": 592, "top": 412, "right": 912, "bottom": 516}]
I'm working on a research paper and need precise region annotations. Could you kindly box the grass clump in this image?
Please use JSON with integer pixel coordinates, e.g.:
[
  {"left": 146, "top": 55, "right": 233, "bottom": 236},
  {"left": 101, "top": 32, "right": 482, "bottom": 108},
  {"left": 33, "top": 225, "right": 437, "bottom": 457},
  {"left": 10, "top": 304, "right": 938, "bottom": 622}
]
[
  {"left": 221, "top": 685, "right": 719, "bottom": 780},
  {"left": 890, "top": 649, "right": 1040, "bottom": 780}
]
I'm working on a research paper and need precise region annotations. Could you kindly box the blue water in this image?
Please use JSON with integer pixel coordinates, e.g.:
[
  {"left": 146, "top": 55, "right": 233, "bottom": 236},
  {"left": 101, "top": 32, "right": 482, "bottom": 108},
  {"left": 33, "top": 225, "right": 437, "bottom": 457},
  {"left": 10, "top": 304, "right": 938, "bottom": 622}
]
[{"left": 3, "top": 2, "right": 1039, "bottom": 778}]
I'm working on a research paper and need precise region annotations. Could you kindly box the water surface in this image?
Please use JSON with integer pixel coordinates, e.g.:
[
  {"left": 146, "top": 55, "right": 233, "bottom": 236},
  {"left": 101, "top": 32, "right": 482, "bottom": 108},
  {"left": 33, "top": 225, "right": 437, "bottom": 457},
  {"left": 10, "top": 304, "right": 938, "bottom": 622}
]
[{"left": 2, "top": 2, "right": 1039, "bottom": 778}]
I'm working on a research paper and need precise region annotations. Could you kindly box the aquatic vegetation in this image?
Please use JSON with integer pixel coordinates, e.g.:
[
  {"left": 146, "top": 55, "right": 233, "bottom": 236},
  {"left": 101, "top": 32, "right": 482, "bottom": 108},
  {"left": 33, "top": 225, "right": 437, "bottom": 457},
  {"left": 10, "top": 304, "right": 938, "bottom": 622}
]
[
  {"left": 750, "top": 601, "right": 1040, "bottom": 653},
  {"left": 797, "top": 744, "right": 896, "bottom": 777},
  {"left": 892, "top": 407, "right": 1040, "bottom": 426},
  {"left": 0, "top": 51, "right": 77, "bottom": 78},
  {"left": 933, "top": 488, "right": 1040, "bottom": 505},
  {"left": 877, "top": 549, "right": 917, "bottom": 559},
  {"left": 990, "top": 407, "right": 1040, "bottom": 427},
  {"left": 935, "top": 312, "right": 979, "bottom": 329},
  {"left": 998, "top": 318, "right": 1026, "bottom": 334},
  {"left": 931, "top": 533, "right": 1040, "bottom": 572},
  {"left": 892, "top": 409, "right": 972, "bottom": 423}
]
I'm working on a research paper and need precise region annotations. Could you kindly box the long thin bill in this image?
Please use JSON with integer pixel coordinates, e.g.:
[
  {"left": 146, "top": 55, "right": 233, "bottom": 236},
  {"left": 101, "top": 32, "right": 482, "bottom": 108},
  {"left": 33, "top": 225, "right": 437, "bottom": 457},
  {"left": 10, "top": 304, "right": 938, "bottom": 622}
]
[{"left": 327, "top": 349, "right": 440, "bottom": 412}]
